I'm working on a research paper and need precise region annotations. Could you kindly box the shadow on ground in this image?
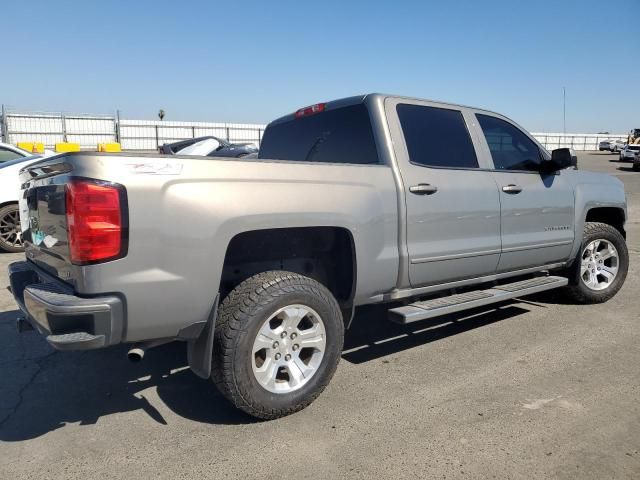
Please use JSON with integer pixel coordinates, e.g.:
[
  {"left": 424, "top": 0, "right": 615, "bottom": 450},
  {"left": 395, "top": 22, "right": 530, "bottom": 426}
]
[{"left": 0, "top": 301, "right": 530, "bottom": 441}]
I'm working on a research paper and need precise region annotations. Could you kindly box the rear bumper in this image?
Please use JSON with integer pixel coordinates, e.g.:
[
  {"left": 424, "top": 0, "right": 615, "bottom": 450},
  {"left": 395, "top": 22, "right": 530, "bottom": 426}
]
[{"left": 8, "top": 261, "right": 124, "bottom": 350}]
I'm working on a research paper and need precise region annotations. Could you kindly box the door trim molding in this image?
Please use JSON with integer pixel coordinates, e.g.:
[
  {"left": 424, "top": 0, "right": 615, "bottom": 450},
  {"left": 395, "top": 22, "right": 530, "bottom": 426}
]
[
  {"left": 501, "top": 239, "right": 573, "bottom": 253},
  {"left": 411, "top": 248, "right": 501, "bottom": 264}
]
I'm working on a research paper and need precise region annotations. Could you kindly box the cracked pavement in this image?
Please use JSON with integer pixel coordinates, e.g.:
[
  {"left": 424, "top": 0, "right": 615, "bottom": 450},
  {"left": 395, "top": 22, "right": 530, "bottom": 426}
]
[{"left": 0, "top": 152, "right": 639, "bottom": 479}]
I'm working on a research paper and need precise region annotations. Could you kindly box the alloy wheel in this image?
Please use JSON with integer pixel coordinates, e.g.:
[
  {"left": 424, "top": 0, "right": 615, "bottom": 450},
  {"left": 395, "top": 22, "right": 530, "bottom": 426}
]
[
  {"left": 580, "top": 239, "right": 619, "bottom": 291},
  {"left": 251, "top": 304, "right": 326, "bottom": 394},
  {"left": 0, "top": 208, "right": 23, "bottom": 249}
]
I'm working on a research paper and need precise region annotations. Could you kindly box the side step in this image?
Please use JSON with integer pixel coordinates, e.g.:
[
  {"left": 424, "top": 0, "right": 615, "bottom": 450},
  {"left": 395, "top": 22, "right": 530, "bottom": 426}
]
[{"left": 389, "top": 276, "right": 568, "bottom": 324}]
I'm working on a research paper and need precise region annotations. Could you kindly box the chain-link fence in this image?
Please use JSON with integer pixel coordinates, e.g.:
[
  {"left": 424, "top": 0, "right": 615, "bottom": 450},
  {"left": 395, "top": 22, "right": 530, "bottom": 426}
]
[{"left": 0, "top": 106, "right": 627, "bottom": 152}]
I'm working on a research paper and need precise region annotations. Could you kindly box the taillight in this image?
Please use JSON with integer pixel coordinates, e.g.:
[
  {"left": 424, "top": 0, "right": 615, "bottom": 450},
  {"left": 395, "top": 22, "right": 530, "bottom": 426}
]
[
  {"left": 65, "top": 179, "right": 127, "bottom": 265},
  {"left": 294, "top": 103, "right": 326, "bottom": 118}
]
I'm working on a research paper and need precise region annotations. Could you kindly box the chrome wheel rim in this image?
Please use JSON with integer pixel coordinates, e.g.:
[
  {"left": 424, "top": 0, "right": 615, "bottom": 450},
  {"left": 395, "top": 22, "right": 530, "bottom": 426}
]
[
  {"left": 251, "top": 304, "right": 326, "bottom": 394},
  {"left": 580, "top": 239, "right": 619, "bottom": 291},
  {"left": 0, "top": 208, "right": 22, "bottom": 249}
]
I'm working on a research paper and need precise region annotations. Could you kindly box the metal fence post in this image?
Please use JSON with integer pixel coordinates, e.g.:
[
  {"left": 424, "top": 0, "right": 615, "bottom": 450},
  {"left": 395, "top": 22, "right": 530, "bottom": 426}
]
[
  {"left": 115, "top": 110, "right": 121, "bottom": 144},
  {"left": 61, "top": 113, "right": 68, "bottom": 142},
  {"left": 0, "top": 104, "right": 6, "bottom": 143},
  {"left": 225, "top": 126, "right": 230, "bottom": 142},
  {"left": 155, "top": 125, "right": 159, "bottom": 148}
]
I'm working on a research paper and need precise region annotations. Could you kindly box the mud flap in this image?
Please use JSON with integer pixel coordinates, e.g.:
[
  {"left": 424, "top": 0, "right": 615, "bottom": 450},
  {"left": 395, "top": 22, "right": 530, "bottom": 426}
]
[{"left": 187, "top": 294, "right": 219, "bottom": 379}]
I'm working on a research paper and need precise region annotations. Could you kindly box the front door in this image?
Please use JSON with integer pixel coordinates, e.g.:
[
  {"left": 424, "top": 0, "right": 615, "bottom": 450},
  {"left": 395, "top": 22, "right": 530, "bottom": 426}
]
[
  {"left": 386, "top": 98, "right": 502, "bottom": 287},
  {"left": 473, "top": 113, "right": 575, "bottom": 272}
]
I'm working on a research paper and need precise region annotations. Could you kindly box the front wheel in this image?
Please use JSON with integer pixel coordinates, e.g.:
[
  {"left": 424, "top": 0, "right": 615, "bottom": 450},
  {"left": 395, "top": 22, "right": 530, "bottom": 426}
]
[
  {"left": 212, "top": 271, "right": 344, "bottom": 420},
  {"left": 562, "top": 222, "right": 628, "bottom": 303}
]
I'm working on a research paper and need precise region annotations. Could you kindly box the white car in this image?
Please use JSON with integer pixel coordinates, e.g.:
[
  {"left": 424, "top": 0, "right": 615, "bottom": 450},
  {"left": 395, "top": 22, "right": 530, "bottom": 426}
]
[
  {"left": 599, "top": 139, "right": 626, "bottom": 152},
  {"left": 0, "top": 155, "right": 43, "bottom": 252},
  {"left": 619, "top": 144, "right": 640, "bottom": 162}
]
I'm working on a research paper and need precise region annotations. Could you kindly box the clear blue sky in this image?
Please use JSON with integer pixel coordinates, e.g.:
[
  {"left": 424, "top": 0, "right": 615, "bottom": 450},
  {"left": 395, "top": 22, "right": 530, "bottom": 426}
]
[{"left": 2, "top": 0, "right": 638, "bottom": 133}]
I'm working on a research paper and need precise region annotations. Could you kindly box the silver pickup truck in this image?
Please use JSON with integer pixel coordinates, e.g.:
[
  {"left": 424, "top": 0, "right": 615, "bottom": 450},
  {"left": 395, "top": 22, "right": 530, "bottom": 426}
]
[{"left": 9, "top": 94, "right": 629, "bottom": 419}]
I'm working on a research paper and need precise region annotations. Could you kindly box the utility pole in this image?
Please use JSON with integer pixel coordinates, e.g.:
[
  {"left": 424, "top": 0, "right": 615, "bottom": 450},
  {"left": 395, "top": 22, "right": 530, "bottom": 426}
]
[{"left": 563, "top": 87, "right": 566, "bottom": 134}]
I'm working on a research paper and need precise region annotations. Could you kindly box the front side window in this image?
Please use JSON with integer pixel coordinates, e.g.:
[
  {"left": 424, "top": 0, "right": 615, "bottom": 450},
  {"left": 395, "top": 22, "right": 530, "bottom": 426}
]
[
  {"left": 396, "top": 104, "right": 479, "bottom": 169},
  {"left": 476, "top": 114, "right": 542, "bottom": 171}
]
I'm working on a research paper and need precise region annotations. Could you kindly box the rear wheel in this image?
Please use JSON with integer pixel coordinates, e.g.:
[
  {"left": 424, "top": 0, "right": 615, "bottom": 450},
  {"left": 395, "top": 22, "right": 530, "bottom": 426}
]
[
  {"left": 562, "top": 222, "right": 628, "bottom": 303},
  {"left": 212, "top": 271, "right": 344, "bottom": 420},
  {"left": 0, "top": 204, "right": 24, "bottom": 253}
]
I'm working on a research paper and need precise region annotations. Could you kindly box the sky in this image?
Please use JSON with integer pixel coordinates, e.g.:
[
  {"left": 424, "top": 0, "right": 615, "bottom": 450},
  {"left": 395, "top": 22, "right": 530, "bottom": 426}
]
[{"left": 2, "top": 0, "right": 638, "bottom": 133}]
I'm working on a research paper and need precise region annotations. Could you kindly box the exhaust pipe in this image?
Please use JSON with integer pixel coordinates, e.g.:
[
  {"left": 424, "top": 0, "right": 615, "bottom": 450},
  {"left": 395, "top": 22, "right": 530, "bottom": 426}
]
[
  {"left": 127, "top": 339, "right": 172, "bottom": 362},
  {"left": 127, "top": 346, "right": 146, "bottom": 362}
]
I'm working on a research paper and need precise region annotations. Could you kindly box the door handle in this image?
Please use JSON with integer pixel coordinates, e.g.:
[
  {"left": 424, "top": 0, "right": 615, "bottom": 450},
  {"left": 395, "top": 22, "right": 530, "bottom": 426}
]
[
  {"left": 409, "top": 184, "right": 438, "bottom": 195},
  {"left": 502, "top": 184, "right": 523, "bottom": 194}
]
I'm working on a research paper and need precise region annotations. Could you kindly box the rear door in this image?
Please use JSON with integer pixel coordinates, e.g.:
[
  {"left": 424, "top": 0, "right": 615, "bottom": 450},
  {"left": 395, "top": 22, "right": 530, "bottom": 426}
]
[
  {"left": 473, "top": 113, "right": 574, "bottom": 272},
  {"left": 385, "top": 98, "right": 501, "bottom": 287}
]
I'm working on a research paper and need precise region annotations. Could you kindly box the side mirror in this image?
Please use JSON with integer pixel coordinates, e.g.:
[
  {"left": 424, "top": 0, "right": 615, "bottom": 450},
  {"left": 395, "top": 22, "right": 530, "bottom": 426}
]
[{"left": 542, "top": 148, "right": 578, "bottom": 172}]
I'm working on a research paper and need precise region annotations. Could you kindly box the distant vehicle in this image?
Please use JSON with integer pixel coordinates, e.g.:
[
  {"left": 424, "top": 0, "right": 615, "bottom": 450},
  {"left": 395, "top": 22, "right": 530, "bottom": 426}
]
[
  {"left": 0, "top": 155, "right": 43, "bottom": 252},
  {"left": 159, "top": 136, "right": 258, "bottom": 158},
  {"left": 619, "top": 144, "right": 640, "bottom": 161},
  {"left": 598, "top": 139, "right": 625, "bottom": 152}
]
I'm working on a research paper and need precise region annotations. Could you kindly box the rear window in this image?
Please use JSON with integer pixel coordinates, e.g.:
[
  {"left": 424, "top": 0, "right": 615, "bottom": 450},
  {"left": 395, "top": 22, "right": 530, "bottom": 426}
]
[
  {"left": 396, "top": 104, "right": 479, "bottom": 169},
  {"left": 258, "top": 104, "right": 380, "bottom": 165},
  {"left": 628, "top": 145, "right": 640, "bottom": 151}
]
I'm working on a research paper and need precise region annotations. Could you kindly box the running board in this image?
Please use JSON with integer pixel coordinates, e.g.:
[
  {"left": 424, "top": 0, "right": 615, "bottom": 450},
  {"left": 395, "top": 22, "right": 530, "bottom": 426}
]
[{"left": 388, "top": 276, "right": 568, "bottom": 325}]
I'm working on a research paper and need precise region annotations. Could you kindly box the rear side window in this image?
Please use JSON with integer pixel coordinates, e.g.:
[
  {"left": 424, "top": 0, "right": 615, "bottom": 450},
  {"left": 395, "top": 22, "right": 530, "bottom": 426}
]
[
  {"left": 258, "top": 104, "right": 380, "bottom": 164},
  {"left": 0, "top": 148, "right": 25, "bottom": 163},
  {"left": 476, "top": 114, "right": 542, "bottom": 171},
  {"left": 396, "top": 104, "right": 479, "bottom": 169}
]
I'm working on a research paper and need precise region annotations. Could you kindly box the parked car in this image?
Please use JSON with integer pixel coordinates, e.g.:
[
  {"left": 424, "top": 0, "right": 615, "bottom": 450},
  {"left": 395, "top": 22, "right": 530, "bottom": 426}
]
[
  {"left": 0, "top": 156, "right": 44, "bottom": 252},
  {"left": 9, "top": 94, "right": 628, "bottom": 420},
  {"left": 598, "top": 139, "right": 625, "bottom": 152},
  {"left": 619, "top": 144, "right": 640, "bottom": 161},
  {"left": 159, "top": 136, "right": 258, "bottom": 158}
]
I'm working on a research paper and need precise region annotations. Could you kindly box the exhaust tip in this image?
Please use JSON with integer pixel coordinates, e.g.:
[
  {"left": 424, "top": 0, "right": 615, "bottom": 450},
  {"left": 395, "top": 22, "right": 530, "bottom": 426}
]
[{"left": 127, "top": 347, "right": 145, "bottom": 362}]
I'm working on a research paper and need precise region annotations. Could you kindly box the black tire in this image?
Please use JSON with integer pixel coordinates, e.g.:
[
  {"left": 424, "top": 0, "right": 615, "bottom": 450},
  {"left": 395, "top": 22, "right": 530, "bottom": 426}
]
[
  {"left": 0, "top": 204, "right": 24, "bottom": 253},
  {"left": 562, "top": 222, "right": 628, "bottom": 303},
  {"left": 212, "top": 271, "right": 344, "bottom": 420}
]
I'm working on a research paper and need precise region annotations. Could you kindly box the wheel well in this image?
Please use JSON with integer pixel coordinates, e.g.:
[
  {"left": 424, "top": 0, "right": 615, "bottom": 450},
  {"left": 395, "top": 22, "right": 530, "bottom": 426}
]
[
  {"left": 585, "top": 207, "right": 626, "bottom": 238},
  {"left": 0, "top": 201, "right": 18, "bottom": 210},
  {"left": 221, "top": 227, "right": 356, "bottom": 308}
]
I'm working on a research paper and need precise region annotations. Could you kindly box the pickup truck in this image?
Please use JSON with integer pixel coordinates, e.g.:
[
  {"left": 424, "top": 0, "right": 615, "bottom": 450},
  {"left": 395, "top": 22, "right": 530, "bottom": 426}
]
[{"left": 8, "top": 94, "right": 629, "bottom": 420}]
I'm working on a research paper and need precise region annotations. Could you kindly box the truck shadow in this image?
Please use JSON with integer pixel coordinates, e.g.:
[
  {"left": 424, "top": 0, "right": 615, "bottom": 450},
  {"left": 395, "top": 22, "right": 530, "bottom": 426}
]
[
  {"left": 0, "top": 302, "right": 529, "bottom": 440},
  {"left": 343, "top": 303, "right": 529, "bottom": 364}
]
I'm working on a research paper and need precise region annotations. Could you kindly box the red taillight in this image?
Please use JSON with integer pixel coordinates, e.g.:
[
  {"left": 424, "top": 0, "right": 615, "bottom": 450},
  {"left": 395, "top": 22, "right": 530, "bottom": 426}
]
[
  {"left": 294, "top": 103, "right": 326, "bottom": 118},
  {"left": 65, "top": 179, "right": 127, "bottom": 265}
]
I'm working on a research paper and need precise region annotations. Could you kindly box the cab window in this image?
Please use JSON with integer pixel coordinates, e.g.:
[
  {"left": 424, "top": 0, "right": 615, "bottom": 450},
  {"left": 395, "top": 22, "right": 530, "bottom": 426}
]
[{"left": 476, "top": 114, "right": 542, "bottom": 171}]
